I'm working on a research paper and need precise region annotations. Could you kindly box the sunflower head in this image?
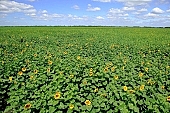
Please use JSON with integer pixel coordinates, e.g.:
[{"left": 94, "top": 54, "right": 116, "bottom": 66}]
[
  {"left": 139, "top": 85, "right": 145, "bottom": 91},
  {"left": 48, "top": 60, "right": 53, "bottom": 65},
  {"left": 69, "top": 104, "right": 74, "bottom": 109},
  {"left": 34, "top": 69, "right": 38, "bottom": 74},
  {"left": 85, "top": 100, "right": 91, "bottom": 106},
  {"left": 24, "top": 103, "right": 31, "bottom": 109},
  {"left": 22, "top": 67, "right": 27, "bottom": 72},
  {"left": 9, "top": 77, "right": 12, "bottom": 82},
  {"left": 18, "top": 71, "right": 23, "bottom": 76},
  {"left": 167, "top": 96, "right": 170, "bottom": 101},
  {"left": 114, "top": 75, "right": 118, "bottom": 80},
  {"left": 54, "top": 92, "right": 61, "bottom": 99},
  {"left": 123, "top": 86, "right": 128, "bottom": 91}
]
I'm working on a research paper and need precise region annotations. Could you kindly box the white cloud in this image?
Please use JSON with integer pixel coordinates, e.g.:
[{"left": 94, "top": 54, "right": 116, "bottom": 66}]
[
  {"left": 107, "top": 8, "right": 129, "bottom": 19},
  {"left": 87, "top": 4, "right": 101, "bottom": 11},
  {"left": 122, "top": 7, "right": 135, "bottom": 11},
  {"left": 138, "top": 8, "right": 148, "bottom": 12},
  {"left": 41, "top": 10, "right": 48, "bottom": 13},
  {"left": 92, "top": 0, "right": 111, "bottom": 2},
  {"left": 0, "top": 0, "right": 36, "bottom": 14},
  {"left": 115, "top": 0, "right": 152, "bottom": 6},
  {"left": 151, "top": 7, "right": 164, "bottom": 14},
  {"left": 72, "top": 5, "right": 80, "bottom": 10},
  {"left": 145, "top": 13, "right": 159, "bottom": 18},
  {"left": 96, "top": 16, "right": 105, "bottom": 19},
  {"left": 167, "top": 9, "right": 170, "bottom": 12}
]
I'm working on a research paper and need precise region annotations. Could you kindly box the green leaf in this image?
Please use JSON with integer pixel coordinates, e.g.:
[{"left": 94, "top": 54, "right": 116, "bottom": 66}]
[{"left": 49, "top": 106, "right": 56, "bottom": 113}]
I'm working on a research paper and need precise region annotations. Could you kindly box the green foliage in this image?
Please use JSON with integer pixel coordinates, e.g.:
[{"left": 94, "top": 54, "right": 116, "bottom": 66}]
[{"left": 0, "top": 27, "right": 170, "bottom": 113}]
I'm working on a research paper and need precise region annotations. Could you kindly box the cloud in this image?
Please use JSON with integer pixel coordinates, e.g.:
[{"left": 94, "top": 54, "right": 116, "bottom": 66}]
[
  {"left": 72, "top": 5, "right": 80, "bottom": 10},
  {"left": 92, "top": 0, "right": 111, "bottom": 2},
  {"left": 107, "top": 8, "right": 128, "bottom": 19},
  {"left": 87, "top": 4, "right": 101, "bottom": 11},
  {"left": 145, "top": 13, "right": 159, "bottom": 18},
  {"left": 96, "top": 16, "right": 105, "bottom": 19},
  {"left": 167, "top": 9, "right": 170, "bottom": 13},
  {"left": 115, "top": 0, "right": 152, "bottom": 6},
  {"left": 138, "top": 8, "right": 148, "bottom": 12},
  {"left": 122, "top": 7, "right": 135, "bottom": 11},
  {"left": 0, "top": 0, "right": 36, "bottom": 14},
  {"left": 151, "top": 7, "right": 164, "bottom": 14}
]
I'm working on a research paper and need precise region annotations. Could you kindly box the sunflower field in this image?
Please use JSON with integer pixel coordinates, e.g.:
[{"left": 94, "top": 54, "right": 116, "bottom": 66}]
[{"left": 0, "top": 26, "right": 170, "bottom": 113}]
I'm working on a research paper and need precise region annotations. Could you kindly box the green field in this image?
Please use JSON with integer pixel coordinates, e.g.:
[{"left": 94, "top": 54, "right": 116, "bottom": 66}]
[{"left": 0, "top": 27, "right": 170, "bottom": 113}]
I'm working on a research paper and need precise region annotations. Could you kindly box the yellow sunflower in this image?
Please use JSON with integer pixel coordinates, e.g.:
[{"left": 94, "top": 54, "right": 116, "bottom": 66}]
[
  {"left": 123, "top": 86, "right": 128, "bottom": 91},
  {"left": 167, "top": 96, "right": 170, "bottom": 101},
  {"left": 139, "top": 85, "right": 145, "bottom": 91},
  {"left": 48, "top": 60, "right": 53, "bottom": 65},
  {"left": 85, "top": 100, "right": 91, "bottom": 106},
  {"left": 34, "top": 69, "right": 38, "bottom": 74},
  {"left": 22, "top": 67, "right": 26, "bottom": 72},
  {"left": 9, "top": 77, "right": 12, "bottom": 82},
  {"left": 69, "top": 104, "right": 74, "bottom": 109},
  {"left": 114, "top": 75, "right": 118, "bottom": 80},
  {"left": 54, "top": 92, "right": 61, "bottom": 99},
  {"left": 24, "top": 103, "right": 31, "bottom": 109},
  {"left": 18, "top": 71, "right": 23, "bottom": 76}
]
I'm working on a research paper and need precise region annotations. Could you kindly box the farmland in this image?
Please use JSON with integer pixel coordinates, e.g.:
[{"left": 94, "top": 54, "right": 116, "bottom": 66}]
[{"left": 0, "top": 26, "right": 170, "bottom": 113}]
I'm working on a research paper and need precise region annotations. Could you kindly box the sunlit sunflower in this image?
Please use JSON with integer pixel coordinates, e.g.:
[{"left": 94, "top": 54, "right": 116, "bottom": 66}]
[
  {"left": 114, "top": 75, "right": 118, "bottom": 80},
  {"left": 145, "top": 67, "right": 148, "bottom": 72},
  {"left": 161, "top": 86, "right": 165, "bottom": 89},
  {"left": 48, "top": 60, "right": 53, "bottom": 65},
  {"left": 89, "top": 71, "right": 93, "bottom": 76},
  {"left": 34, "top": 69, "right": 38, "bottom": 74},
  {"left": 22, "top": 67, "right": 26, "bottom": 72},
  {"left": 69, "top": 104, "right": 74, "bottom": 109},
  {"left": 34, "top": 54, "right": 37, "bottom": 57},
  {"left": 104, "top": 67, "right": 109, "bottom": 73},
  {"left": 94, "top": 88, "right": 98, "bottom": 93},
  {"left": 9, "top": 77, "right": 12, "bottom": 82},
  {"left": 123, "top": 86, "right": 128, "bottom": 91},
  {"left": 139, "top": 72, "right": 143, "bottom": 77},
  {"left": 83, "top": 80, "right": 87, "bottom": 85},
  {"left": 54, "top": 92, "right": 61, "bottom": 99},
  {"left": 85, "top": 100, "right": 91, "bottom": 106},
  {"left": 139, "top": 85, "right": 145, "bottom": 91},
  {"left": 167, "top": 96, "right": 170, "bottom": 101},
  {"left": 30, "top": 75, "right": 34, "bottom": 80},
  {"left": 77, "top": 56, "right": 81, "bottom": 60},
  {"left": 47, "top": 68, "right": 50, "bottom": 73},
  {"left": 69, "top": 74, "right": 74, "bottom": 78},
  {"left": 18, "top": 71, "right": 23, "bottom": 76},
  {"left": 24, "top": 103, "right": 31, "bottom": 109},
  {"left": 128, "top": 90, "right": 135, "bottom": 94}
]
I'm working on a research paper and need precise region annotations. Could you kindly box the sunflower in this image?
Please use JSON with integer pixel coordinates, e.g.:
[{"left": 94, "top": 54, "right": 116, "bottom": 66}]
[
  {"left": 24, "top": 103, "right": 31, "bottom": 109},
  {"left": 48, "top": 60, "right": 53, "bottom": 65},
  {"left": 139, "top": 72, "right": 143, "bottom": 77},
  {"left": 89, "top": 71, "right": 93, "bottom": 76},
  {"left": 167, "top": 96, "right": 170, "bottom": 101},
  {"left": 85, "top": 100, "right": 91, "bottom": 106},
  {"left": 69, "top": 74, "right": 74, "bottom": 78},
  {"left": 145, "top": 67, "right": 148, "bottom": 72},
  {"left": 114, "top": 75, "right": 118, "bottom": 80},
  {"left": 18, "top": 71, "right": 23, "bottom": 76},
  {"left": 9, "top": 77, "right": 12, "bottom": 82},
  {"left": 77, "top": 56, "right": 81, "bottom": 60},
  {"left": 47, "top": 68, "right": 50, "bottom": 73},
  {"left": 161, "top": 86, "right": 165, "bottom": 89},
  {"left": 139, "top": 85, "right": 145, "bottom": 91},
  {"left": 34, "top": 69, "right": 38, "bottom": 74},
  {"left": 123, "top": 86, "right": 128, "bottom": 91},
  {"left": 69, "top": 104, "right": 74, "bottom": 109},
  {"left": 128, "top": 90, "right": 135, "bottom": 94},
  {"left": 34, "top": 54, "right": 37, "bottom": 57},
  {"left": 94, "top": 88, "right": 98, "bottom": 93},
  {"left": 104, "top": 67, "right": 109, "bottom": 73},
  {"left": 22, "top": 67, "right": 26, "bottom": 72},
  {"left": 30, "top": 75, "right": 34, "bottom": 80},
  {"left": 54, "top": 92, "right": 61, "bottom": 99}
]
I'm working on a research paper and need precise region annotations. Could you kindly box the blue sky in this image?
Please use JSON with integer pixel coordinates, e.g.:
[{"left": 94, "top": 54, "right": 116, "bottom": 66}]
[{"left": 0, "top": 0, "right": 170, "bottom": 26}]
